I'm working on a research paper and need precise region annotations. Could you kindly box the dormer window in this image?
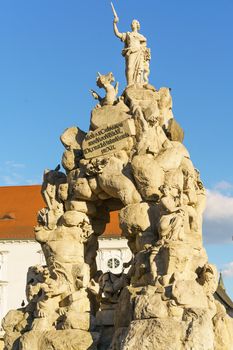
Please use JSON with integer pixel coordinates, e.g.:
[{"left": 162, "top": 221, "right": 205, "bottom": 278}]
[{"left": 0, "top": 213, "right": 16, "bottom": 221}]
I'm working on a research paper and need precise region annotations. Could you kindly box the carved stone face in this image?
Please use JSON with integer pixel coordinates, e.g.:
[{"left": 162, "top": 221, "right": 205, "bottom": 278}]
[
  {"left": 161, "top": 185, "right": 170, "bottom": 197},
  {"left": 131, "top": 19, "right": 140, "bottom": 31},
  {"left": 46, "top": 183, "right": 56, "bottom": 198},
  {"left": 42, "top": 267, "right": 50, "bottom": 280},
  {"left": 146, "top": 113, "right": 159, "bottom": 127},
  {"left": 58, "top": 183, "right": 68, "bottom": 201}
]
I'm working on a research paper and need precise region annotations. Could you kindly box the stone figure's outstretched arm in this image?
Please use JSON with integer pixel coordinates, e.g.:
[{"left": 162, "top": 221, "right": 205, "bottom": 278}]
[
  {"left": 111, "top": 2, "right": 123, "bottom": 40},
  {"left": 90, "top": 89, "right": 102, "bottom": 103},
  {"left": 113, "top": 18, "right": 124, "bottom": 40}
]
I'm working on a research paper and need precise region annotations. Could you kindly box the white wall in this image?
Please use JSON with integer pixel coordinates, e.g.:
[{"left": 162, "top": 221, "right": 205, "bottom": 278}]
[{"left": 0, "top": 240, "right": 43, "bottom": 331}]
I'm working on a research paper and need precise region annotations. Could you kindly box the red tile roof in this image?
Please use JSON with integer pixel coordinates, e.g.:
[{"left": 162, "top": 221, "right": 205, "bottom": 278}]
[
  {"left": 0, "top": 185, "right": 121, "bottom": 240},
  {"left": 0, "top": 185, "right": 44, "bottom": 240}
]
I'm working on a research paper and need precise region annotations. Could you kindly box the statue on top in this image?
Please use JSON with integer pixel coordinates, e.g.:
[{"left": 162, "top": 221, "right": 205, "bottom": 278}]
[{"left": 111, "top": 3, "right": 151, "bottom": 86}]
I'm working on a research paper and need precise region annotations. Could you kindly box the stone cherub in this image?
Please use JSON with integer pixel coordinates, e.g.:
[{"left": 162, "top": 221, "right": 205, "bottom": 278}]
[{"left": 90, "top": 72, "right": 119, "bottom": 107}]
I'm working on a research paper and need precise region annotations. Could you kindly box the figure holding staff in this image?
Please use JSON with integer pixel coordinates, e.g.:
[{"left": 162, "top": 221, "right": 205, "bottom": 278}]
[{"left": 111, "top": 2, "right": 151, "bottom": 86}]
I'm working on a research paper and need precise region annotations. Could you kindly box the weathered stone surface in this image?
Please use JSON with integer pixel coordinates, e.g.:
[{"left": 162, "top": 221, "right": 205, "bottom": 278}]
[
  {"left": 156, "top": 145, "right": 184, "bottom": 171},
  {"left": 111, "top": 312, "right": 218, "bottom": 350},
  {"left": 112, "top": 319, "right": 183, "bottom": 350},
  {"left": 119, "top": 202, "right": 159, "bottom": 238},
  {"left": 20, "top": 330, "right": 99, "bottom": 350},
  {"left": 98, "top": 157, "right": 141, "bottom": 205},
  {"left": 62, "top": 149, "right": 76, "bottom": 171},
  {"left": 124, "top": 84, "right": 159, "bottom": 105},
  {"left": 164, "top": 167, "right": 184, "bottom": 190},
  {"left": 62, "top": 149, "right": 81, "bottom": 172},
  {"left": 108, "top": 327, "right": 129, "bottom": 350},
  {"left": 166, "top": 118, "right": 184, "bottom": 142},
  {"left": 88, "top": 176, "right": 105, "bottom": 196},
  {"left": 60, "top": 126, "right": 86, "bottom": 150},
  {"left": 134, "top": 292, "right": 168, "bottom": 319},
  {"left": 114, "top": 287, "right": 138, "bottom": 329},
  {"left": 2, "top": 309, "right": 25, "bottom": 350},
  {"left": 160, "top": 242, "right": 208, "bottom": 276},
  {"left": 131, "top": 154, "right": 164, "bottom": 200},
  {"left": 213, "top": 301, "right": 233, "bottom": 350},
  {"left": 172, "top": 280, "right": 208, "bottom": 308},
  {"left": 182, "top": 309, "right": 215, "bottom": 350},
  {"left": 65, "top": 200, "right": 97, "bottom": 216},
  {"left": 71, "top": 176, "right": 97, "bottom": 201},
  {"left": 61, "top": 311, "right": 94, "bottom": 331},
  {"left": 90, "top": 100, "right": 130, "bottom": 130},
  {"left": 61, "top": 210, "right": 90, "bottom": 227}
]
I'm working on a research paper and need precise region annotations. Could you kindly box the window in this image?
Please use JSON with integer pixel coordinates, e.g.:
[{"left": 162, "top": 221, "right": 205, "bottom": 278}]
[
  {"left": 105, "top": 254, "right": 123, "bottom": 273},
  {"left": 0, "top": 251, "right": 8, "bottom": 281},
  {"left": 107, "top": 257, "right": 121, "bottom": 269}
]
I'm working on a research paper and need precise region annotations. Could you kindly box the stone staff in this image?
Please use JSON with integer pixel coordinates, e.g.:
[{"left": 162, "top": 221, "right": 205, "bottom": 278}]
[{"left": 111, "top": 2, "right": 119, "bottom": 22}]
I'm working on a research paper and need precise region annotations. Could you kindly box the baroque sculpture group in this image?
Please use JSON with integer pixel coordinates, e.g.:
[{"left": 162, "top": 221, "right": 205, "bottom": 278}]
[{"left": 3, "top": 7, "right": 233, "bottom": 350}]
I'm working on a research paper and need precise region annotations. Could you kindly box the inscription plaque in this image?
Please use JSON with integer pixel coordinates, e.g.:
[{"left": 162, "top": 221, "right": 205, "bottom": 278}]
[{"left": 82, "top": 118, "right": 135, "bottom": 159}]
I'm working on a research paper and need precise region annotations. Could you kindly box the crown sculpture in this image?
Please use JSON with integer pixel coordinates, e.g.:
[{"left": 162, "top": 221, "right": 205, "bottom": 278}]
[{"left": 2, "top": 4, "right": 233, "bottom": 350}]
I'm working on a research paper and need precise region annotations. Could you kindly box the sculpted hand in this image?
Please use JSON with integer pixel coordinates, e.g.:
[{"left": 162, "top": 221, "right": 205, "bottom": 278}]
[
  {"left": 37, "top": 309, "right": 46, "bottom": 318},
  {"left": 176, "top": 208, "right": 185, "bottom": 216},
  {"left": 114, "top": 17, "right": 119, "bottom": 24},
  {"left": 58, "top": 307, "right": 67, "bottom": 316},
  {"left": 90, "top": 89, "right": 99, "bottom": 100}
]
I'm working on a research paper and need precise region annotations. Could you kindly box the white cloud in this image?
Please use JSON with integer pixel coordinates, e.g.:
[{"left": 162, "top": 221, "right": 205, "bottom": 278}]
[
  {"left": 214, "top": 181, "right": 233, "bottom": 192},
  {"left": 0, "top": 160, "right": 40, "bottom": 186},
  {"left": 222, "top": 262, "right": 233, "bottom": 278},
  {"left": 1, "top": 175, "right": 21, "bottom": 186},
  {"left": 5, "top": 160, "right": 25, "bottom": 168},
  {"left": 204, "top": 189, "right": 233, "bottom": 220},
  {"left": 25, "top": 177, "right": 41, "bottom": 185},
  {"left": 203, "top": 183, "right": 233, "bottom": 244}
]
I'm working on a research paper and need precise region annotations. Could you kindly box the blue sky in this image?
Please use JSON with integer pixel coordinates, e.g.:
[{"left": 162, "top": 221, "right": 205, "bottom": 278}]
[{"left": 0, "top": 0, "right": 233, "bottom": 296}]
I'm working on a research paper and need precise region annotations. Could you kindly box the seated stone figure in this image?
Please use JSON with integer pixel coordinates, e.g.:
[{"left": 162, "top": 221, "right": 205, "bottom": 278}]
[
  {"left": 158, "top": 184, "right": 185, "bottom": 242},
  {"left": 132, "top": 103, "right": 170, "bottom": 156}
]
